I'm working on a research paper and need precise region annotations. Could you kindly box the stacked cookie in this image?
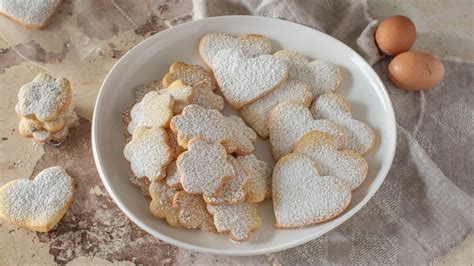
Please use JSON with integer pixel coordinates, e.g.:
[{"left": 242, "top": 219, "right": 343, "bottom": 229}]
[
  {"left": 124, "top": 32, "right": 377, "bottom": 239},
  {"left": 16, "top": 74, "right": 78, "bottom": 145},
  {"left": 123, "top": 62, "right": 271, "bottom": 242}
]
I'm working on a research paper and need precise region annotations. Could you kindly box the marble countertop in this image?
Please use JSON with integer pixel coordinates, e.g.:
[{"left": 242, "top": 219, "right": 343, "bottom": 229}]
[{"left": 0, "top": 0, "right": 472, "bottom": 264}]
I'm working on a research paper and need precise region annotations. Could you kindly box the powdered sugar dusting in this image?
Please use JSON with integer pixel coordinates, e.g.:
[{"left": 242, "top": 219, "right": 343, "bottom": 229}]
[
  {"left": 273, "top": 154, "right": 351, "bottom": 228},
  {"left": 269, "top": 101, "right": 346, "bottom": 160},
  {"left": 1, "top": 0, "right": 61, "bottom": 27},
  {"left": 211, "top": 49, "right": 288, "bottom": 108},
  {"left": 207, "top": 202, "right": 261, "bottom": 242},
  {"left": 236, "top": 154, "right": 272, "bottom": 203},
  {"left": 241, "top": 79, "right": 313, "bottom": 138},
  {"left": 200, "top": 32, "right": 272, "bottom": 65},
  {"left": 173, "top": 191, "right": 216, "bottom": 232},
  {"left": 0, "top": 166, "right": 73, "bottom": 227},
  {"left": 128, "top": 92, "right": 173, "bottom": 134},
  {"left": 17, "top": 73, "right": 71, "bottom": 122},
  {"left": 311, "top": 93, "right": 375, "bottom": 154},
  {"left": 294, "top": 131, "right": 368, "bottom": 190}
]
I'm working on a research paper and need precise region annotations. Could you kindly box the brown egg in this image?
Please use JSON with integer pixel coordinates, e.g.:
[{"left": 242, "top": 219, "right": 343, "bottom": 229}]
[
  {"left": 388, "top": 51, "right": 445, "bottom": 91},
  {"left": 375, "top": 15, "right": 416, "bottom": 56}
]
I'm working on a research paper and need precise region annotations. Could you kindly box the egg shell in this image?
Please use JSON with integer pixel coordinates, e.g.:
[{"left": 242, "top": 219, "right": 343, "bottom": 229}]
[
  {"left": 388, "top": 51, "right": 445, "bottom": 91},
  {"left": 375, "top": 15, "right": 416, "bottom": 56}
]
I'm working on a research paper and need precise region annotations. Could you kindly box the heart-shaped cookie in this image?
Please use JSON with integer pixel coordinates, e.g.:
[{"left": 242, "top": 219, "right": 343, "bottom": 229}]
[
  {"left": 294, "top": 131, "right": 368, "bottom": 191},
  {"left": 211, "top": 49, "right": 288, "bottom": 109},
  {"left": 199, "top": 32, "right": 272, "bottom": 66},
  {"left": 310, "top": 92, "right": 375, "bottom": 154},
  {"left": 268, "top": 101, "right": 347, "bottom": 160},
  {"left": 274, "top": 50, "right": 342, "bottom": 97},
  {"left": 0, "top": 0, "right": 62, "bottom": 29},
  {"left": 0, "top": 166, "right": 74, "bottom": 232},
  {"left": 272, "top": 153, "right": 351, "bottom": 228}
]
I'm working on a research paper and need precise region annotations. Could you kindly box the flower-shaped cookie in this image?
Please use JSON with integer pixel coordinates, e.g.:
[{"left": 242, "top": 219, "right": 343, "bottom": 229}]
[
  {"left": 173, "top": 191, "right": 216, "bottom": 232},
  {"left": 127, "top": 92, "right": 174, "bottom": 134},
  {"left": 149, "top": 180, "right": 181, "bottom": 227}
]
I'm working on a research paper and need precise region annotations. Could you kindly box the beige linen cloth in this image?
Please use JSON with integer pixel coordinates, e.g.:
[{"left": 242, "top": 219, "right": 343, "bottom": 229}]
[{"left": 192, "top": 0, "right": 473, "bottom": 264}]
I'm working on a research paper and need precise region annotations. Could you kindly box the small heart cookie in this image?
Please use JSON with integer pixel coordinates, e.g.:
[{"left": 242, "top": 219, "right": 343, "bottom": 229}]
[
  {"left": 149, "top": 180, "right": 181, "bottom": 227},
  {"left": 207, "top": 202, "right": 261, "bottom": 242},
  {"left": 17, "top": 73, "right": 72, "bottom": 122},
  {"left": 127, "top": 92, "right": 174, "bottom": 134},
  {"left": 173, "top": 191, "right": 216, "bottom": 232},
  {"left": 211, "top": 49, "right": 288, "bottom": 109},
  {"left": 204, "top": 156, "right": 248, "bottom": 205},
  {"left": 236, "top": 154, "right": 272, "bottom": 203},
  {"left": 0, "top": 0, "right": 62, "bottom": 29},
  {"left": 268, "top": 101, "right": 346, "bottom": 160},
  {"left": 123, "top": 127, "right": 173, "bottom": 182},
  {"left": 310, "top": 93, "right": 376, "bottom": 154},
  {"left": 0, "top": 166, "right": 74, "bottom": 232},
  {"left": 158, "top": 80, "right": 194, "bottom": 114},
  {"left": 163, "top": 62, "right": 224, "bottom": 110},
  {"left": 273, "top": 153, "right": 351, "bottom": 228},
  {"left": 274, "top": 50, "right": 342, "bottom": 97},
  {"left": 177, "top": 138, "right": 235, "bottom": 197},
  {"left": 199, "top": 32, "right": 272, "bottom": 66},
  {"left": 294, "top": 131, "right": 368, "bottom": 191},
  {"left": 241, "top": 79, "right": 313, "bottom": 138}
]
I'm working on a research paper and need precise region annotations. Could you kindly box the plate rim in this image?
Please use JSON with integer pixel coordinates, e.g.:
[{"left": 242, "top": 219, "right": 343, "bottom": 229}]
[{"left": 92, "top": 15, "right": 397, "bottom": 256}]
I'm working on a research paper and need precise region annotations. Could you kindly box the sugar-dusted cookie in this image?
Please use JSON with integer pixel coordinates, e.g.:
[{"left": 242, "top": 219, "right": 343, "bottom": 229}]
[
  {"left": 173, "top": 191, "right": 216, "bottom": 232},
  {"left": 268, "top": 101, "right": 346, "bottom": 160},
  {"left": 199, "top": 32, "right": 272, "bottom": 66},
  {"left": 170, "top": 104, "right": 232, "bottom": 149},
  {"left": 272, "top": 153, "right": 351, "bottom": 228},
  {"left": 226, "top": 116, "right": 257, "bottom": 155},
  {"left": 158, "top": 80, "right": 194, "bottom": 114},
  {"left": 204, "top": 156, "right": 248, "bottom": 205},
  {"left": 310, "top": 93, "right": 376, "bottom": 154},
  {"left": 163, "top": 62, "right": 224, "bottom": 110},
  {"left": 207, "top": 203, "right": 261, "bottom": 242},
  {"left": 211, "top": 49, "right": 288, "bottom": 109},
  {"left": 127, "top": 92, "right": 174, "bottom": 134},
  {"left": 0, "top": 0, "right": 62, "bottom": 29},
  {"left": 274, "top": 50, "right": 342, "bottom": 97},
  {"left": 241, "top": 79, "right": 313, "bottom": 138},
  {"left": 165, "top": 161, "right": 182, "bottom": 190},
  {"left": 17, "top": 73, "right": 72, "bottom": 123},
  {"left": 167, "top": 129, "right": 185, "bottom": 160},
  {"left": 177, "top": 138, "right": 234, "bottom": 197},
  {"left": 0, "top": 166, "right": 74, "bottom": 232},
  {"left": 149, "top": 180, "right": 181, "bottom": 227},
  {"left": 128, "top": 171, "right": 151, "bottom": 198},
  {"left": 236, "top": 154, "right": 272, "bottom": 203},
  {"left": 123, "top": 127, "right": 173, "bottom": 182},
  {"left": 294, "top": 131, "right": 368, "bottom": 191}
]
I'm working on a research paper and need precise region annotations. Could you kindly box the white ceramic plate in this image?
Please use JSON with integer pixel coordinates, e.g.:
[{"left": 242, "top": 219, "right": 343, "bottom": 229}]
[{"left": 92, "top": 16, "right": 396, "bottom": 256}]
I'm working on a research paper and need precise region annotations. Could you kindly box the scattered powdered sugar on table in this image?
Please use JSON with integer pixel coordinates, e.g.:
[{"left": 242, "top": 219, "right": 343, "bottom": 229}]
[
  {"left": 200, "top": 32, "right": 272, "bottom": 65},
  {"left": 211, "top": 49, "right": 288, "bottom": 107},
  {"left": 311, "top": 92, "right": 375, "bottom": 154},
  {"left": 1, "top": 0, "right": 60, "bottom": 26},
  {"left": 0, "top": 166, "right": 73, "bottom": 225},
  {"left": 17, "top": 73, "right": 71, "bottom": 122},
  {"left": 272, "top": 154, "right": 351, "bottom": 228}
]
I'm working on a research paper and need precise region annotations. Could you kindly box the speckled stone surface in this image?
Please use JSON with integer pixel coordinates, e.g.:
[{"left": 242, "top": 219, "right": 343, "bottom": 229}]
[{"left": 0, "top": 0, "right": 472, "bottom": 264}]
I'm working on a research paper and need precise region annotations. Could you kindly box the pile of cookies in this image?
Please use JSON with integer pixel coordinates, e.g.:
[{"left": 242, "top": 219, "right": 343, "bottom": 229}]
[
  {"left": 123, "top": 32, "right": 376, "bottom": 241},
  {"left": 16, "top": 73, "right": 79, "bottom": 145}
]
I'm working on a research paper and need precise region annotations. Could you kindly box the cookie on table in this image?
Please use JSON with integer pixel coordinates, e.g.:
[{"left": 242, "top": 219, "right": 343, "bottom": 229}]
[
  {"left": 268, "top": 101, "right": 346, "bottom": 160},
  {"left": 235, "top": 154, "right": 272, "bottom": 203},
  {"left": 177, "top": 138, "right": 234, "bottom": 197},
  {"left": 0, "top": 166, "right": 74, "bottom": 232},
  {"left": 207, "top": 202, "right": 261, "bottom": 242},
  {"left": 294, "top": 131, "right": 368, "bottom": 191},
  {"left": 199, "top": 32, "right": 272, "bottom": 67},
  {"left": 162, "top": 62, "right": 224, "bottom": 110},
  {"left": 274, "top": 50, "right": 342, "bottom": 97},
  {"left": 0, "top": 0, "right": 63, "bottom": 29},
  {"left": 173, "top": 191, "right": 216, "bottom": 232},
  {"left": 149, "top": 180, "right": 181, "bottom": 227},
  {"left": 123, "top": 127, "right": 173, "bottom": 182},
  {"left": 241, "top": 79, "right": 313, "bottom": 138},
  {"left": 211, "top": 49, "right": 288, "bottom": 109},
  {"left": 272, "top": 153, "right": 351, "bottom": 228},
  {"left": 310, "top": 92, "right": 375, "bottom": 154}
]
